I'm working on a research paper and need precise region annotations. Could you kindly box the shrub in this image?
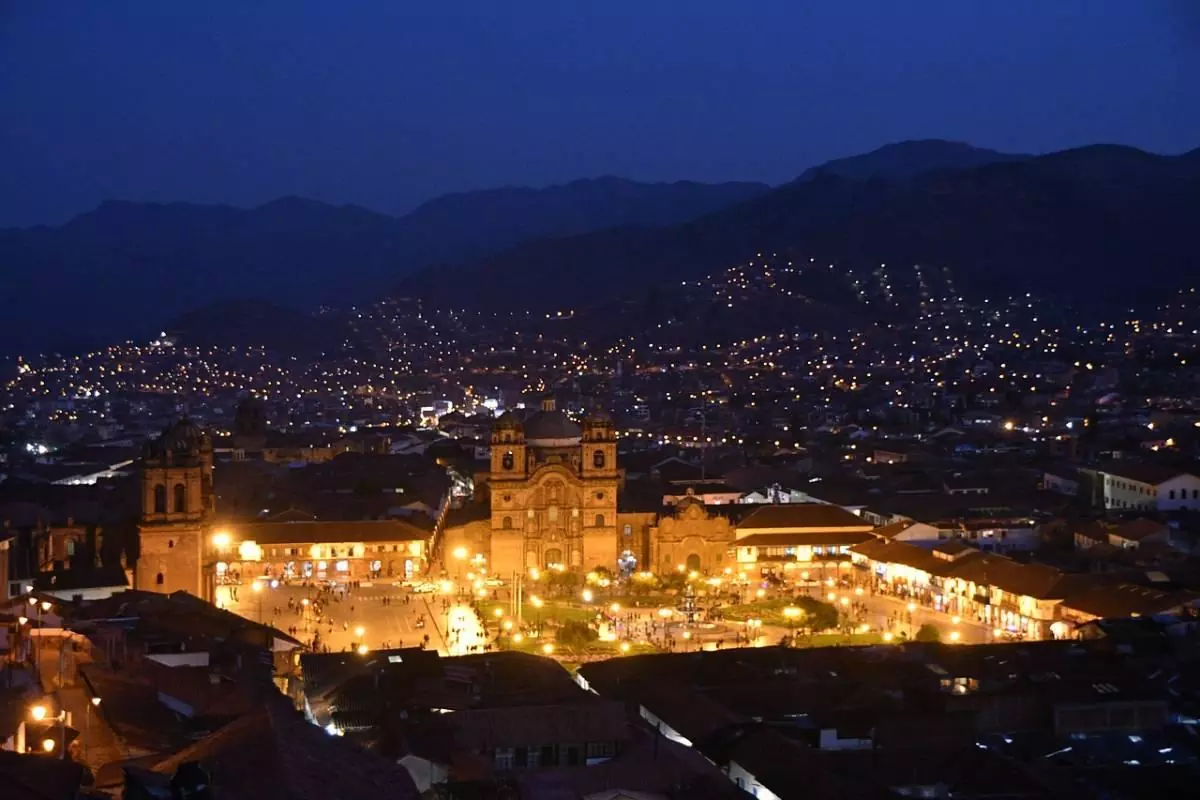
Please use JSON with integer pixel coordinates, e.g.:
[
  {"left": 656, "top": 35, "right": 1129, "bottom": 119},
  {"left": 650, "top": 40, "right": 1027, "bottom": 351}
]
[
  {"left": 915, "top": 623, "right": 941, "bottom": 643},
  {"left": 557, "top": 620, "right": 599, "bottom": 649},
  {"left": 791, "top": 596, "right": 839, "bottom": 632}
]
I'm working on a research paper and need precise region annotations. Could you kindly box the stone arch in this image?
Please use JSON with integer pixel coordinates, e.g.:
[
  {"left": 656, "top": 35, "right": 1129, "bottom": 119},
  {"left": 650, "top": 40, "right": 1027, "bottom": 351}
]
[
  {"left": 594, "top": 513, "right": 605, "bottom": 527},
  {"left": 685, "top": 553, "right": 702, "bottom": 572},
  {"left": 502, "top": 451, "right": 514, "bottom": 470},
  {"left": 544, "top": 548, "right": 564, "bottom": 568},
  {"left": 502, "top": 516, "right": 513, "bottom": 530},
  {"left": 173, "top": 483, "right": 187, "bottom": 513},
  {"left": 593, "top": 449, "right": 606, "bottom": 469},
  {"left": 153, "top": 484, "right": 167, "bottom": 514}
]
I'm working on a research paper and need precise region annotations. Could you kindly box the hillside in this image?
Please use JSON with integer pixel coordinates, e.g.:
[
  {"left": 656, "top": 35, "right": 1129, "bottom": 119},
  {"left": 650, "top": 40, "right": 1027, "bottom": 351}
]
[
  {"left": 796, "top": 139, "right": 1029, "bottom": 182},
  {"left": 0, "top": 179, "right": 768, "bottom": 356},
  {"left": 402, "top": 144, "right": 1200, "bottom": 312}
]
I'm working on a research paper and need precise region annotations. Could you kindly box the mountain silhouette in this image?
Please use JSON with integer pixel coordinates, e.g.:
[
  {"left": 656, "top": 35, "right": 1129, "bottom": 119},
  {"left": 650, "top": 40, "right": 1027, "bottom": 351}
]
[
  {"left": 402, "top": 143, "right": 1200, "bottom": 312},
  {"left": 0, "top": 178, "right": 768, "bottom": 355},
  {"left": 796, "top": 139, "right": 1029, "bottom": 182}
]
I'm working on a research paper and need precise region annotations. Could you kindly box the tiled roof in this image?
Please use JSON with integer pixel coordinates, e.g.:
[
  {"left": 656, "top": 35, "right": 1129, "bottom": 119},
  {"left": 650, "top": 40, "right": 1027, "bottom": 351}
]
[
  {"left": 153, "top": 696, "right": 419, "bottom": 800},
  {"left": 1060, "top": 583, "right": 1199, "bottom": 619},
  {"left": 738, "top": 531, "right": 874, "bottom": 548},
  {"left": 450, "top": 699, "right": 629, "bottom": 751},
  {"left": 1094, "top": 461, "right": 1192, "bottom": 486},
  {"left": 737, "top": 504, "right": 873, "bottom": 531},
  {"left": 233, "top": 518, "right": 430, "bottom": 544}
]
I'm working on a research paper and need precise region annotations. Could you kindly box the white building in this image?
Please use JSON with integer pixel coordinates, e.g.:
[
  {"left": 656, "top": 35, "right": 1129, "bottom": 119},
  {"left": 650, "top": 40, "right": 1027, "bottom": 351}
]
[{"left": 1086, "top": 464, "right": 1200, "bottom": 512}]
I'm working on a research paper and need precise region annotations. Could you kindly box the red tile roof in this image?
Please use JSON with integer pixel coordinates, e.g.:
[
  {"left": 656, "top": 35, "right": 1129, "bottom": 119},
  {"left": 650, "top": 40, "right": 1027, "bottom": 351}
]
[{"left": 737, "top": 504, "right": 873, "bottom": 531}]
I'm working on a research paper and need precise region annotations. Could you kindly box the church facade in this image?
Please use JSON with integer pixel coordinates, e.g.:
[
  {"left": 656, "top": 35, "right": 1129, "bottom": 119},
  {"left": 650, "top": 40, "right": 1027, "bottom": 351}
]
[
  {"left": 444, "top": 400, "right": 738, "bottom": 578},
  {"left": 485, "top": 398, "right": 620, "bottom": 575}
]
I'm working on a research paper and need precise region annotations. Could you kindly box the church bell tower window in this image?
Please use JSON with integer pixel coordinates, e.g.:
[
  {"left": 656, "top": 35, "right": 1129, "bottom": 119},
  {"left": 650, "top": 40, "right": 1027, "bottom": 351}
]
[
  {"left": 502, "top": 451, "right": 514, "bottom": 470},
  {"left": 593, "top": 450, "right": 606, "bottom": 469}
]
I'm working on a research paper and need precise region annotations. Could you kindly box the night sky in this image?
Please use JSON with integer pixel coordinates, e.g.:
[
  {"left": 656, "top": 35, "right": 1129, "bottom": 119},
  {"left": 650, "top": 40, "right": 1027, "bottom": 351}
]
[{"left": 2, "top": 1, "right": 1197, "bottom": 227}]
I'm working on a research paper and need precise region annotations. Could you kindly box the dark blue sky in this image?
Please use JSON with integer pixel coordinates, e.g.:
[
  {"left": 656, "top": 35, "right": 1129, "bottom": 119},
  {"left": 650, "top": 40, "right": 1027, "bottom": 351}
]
[{"left": 2, "top": 1, "right": 1197, "bottom": 227}]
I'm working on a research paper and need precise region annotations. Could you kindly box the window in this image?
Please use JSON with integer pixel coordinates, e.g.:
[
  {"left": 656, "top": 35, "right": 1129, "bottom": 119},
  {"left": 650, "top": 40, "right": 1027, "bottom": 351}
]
[
  {"left": 525, "top": 745, "right": 542, "bottom": 767},
  {"left": 623, "top": 524, "right": 632, "bottom": 538},
  {"left": 594, "top": 514, "right": 605, "bottom": 527},
  {"left": 153, "top": 484, "right": 167, "bottom": 514},
  {"left": 595, "top": 491, "right": 605, "bottom": 501},
  {"left": 1170, "top": 490, "right": 1176, "bottom": 500},
  {"left": 173, "top": 483, "right": 187, "bottom": 513},
  {"left": 586, "top": 741, "right": 614, "bottom": 759},
  {"left": 494, "top": 748, "right": 515, "bottom": 770},
  {"left": 502, "top": 516, "right": 513, "bottom": 530},
  {"left": 502, "top": 451, "right": 514, "bottom": 470},
  {"left": 168, "top": 540, "right": 174, "bottom": 549},
  {"left": 593, "top": 449, "right": 606, "bottom": 469},
  {"left": 156, "top": 572, "right": 165, "bottom": 586}
]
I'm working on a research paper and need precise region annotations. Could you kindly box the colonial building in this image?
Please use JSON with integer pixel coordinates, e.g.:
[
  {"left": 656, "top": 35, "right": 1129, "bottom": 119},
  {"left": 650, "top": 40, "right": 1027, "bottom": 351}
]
[
  {"left": 485, "top": 399, "right": 619, "bottom": 575},
  {"left": 733, "top": 505, "right": 875, "bottom": 572}
]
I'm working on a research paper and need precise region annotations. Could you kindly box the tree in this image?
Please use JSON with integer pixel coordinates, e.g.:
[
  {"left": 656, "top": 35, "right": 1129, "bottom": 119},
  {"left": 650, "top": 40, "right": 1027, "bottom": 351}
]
[
  {"left": 915, "top": 623, "right": 941, "bottom": 643},
  {"left": 557, "top": 620, "right": 599, "bottom": 649},
  {"left": 791, "top": 596, "right": 839, "bottom": 631}
]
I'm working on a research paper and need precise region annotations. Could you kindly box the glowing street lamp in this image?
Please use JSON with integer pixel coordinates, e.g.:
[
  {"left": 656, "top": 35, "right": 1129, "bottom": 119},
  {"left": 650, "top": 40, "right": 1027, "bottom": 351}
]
[
  {"left": 542, "top": 643, "right": 554, "bottom": 655},
  {"left": 30, "top": 704, "right": 47, "bottom": 722},
  {"left": 212, "top": 531, "right": 232, "bottom": 551},
  {"left": 42, "top": 738, "right": 55, "bottom": 753},
  {"left": 357, "top": 644, "right": 369, "bottom": 655},
  {"left": 580, "top": 589, "right": 594, "bottom": 603},
  {"left": 354, "top": 625, "right": 365, "bottom": 639}
]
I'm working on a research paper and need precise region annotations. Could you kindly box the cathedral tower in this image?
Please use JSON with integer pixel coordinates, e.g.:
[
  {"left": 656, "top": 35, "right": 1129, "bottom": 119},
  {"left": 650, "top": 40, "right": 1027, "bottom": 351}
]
[{"left": 137, "top": 418, "right": 214, "bottom": 598}]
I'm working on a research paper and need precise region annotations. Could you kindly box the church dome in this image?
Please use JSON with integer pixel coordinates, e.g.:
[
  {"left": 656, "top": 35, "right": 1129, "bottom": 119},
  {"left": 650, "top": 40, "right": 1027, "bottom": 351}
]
[
  {"left": 143, "top": 417, "right": 208, "bottom": 460},
  {"left": 523, "top": 410, "right": 582, "bottom": 443}
]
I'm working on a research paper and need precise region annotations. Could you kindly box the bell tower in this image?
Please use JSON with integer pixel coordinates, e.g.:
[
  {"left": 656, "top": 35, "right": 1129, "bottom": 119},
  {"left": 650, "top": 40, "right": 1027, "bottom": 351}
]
[
  {"left": 489, "top": 412, "right": 527, "bottom": 481},
  {"left": 137, "top": 418, "right": 214, "bottom": 599},
  {"left": 581, "top": 410, "right": 617, "bottom": 479}
]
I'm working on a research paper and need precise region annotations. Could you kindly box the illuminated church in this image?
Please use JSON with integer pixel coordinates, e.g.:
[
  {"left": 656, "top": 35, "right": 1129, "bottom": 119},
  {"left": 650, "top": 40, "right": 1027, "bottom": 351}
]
[{"left": 485, "top": 398, "right": 619, "bottom": 574}]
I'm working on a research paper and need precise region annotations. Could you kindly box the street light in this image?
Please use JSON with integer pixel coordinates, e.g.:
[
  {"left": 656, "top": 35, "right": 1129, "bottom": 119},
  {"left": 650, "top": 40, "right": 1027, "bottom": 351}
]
[
  {"left": 354, "top": 625, "right": 365, "bottom": 639},
  {"left": 86, "top": 697, "right": 101, "bottom": 760},
  {"left": 357, "top": 644, "right": 369, "bottom": 655},
  {"left": 251, "top": 581, "right": 264, "bottom": 622},
  {"left": 212, "top": 531, "right": 231, "bottom": 551},
  {"left": 542, "top": 643, "right": 554, "bottom": 655},
  {"left": 580, "top": 589, "right": 594, "bottom": 603},
  {"left": 30, "top": 705, "right": 47, "bottom": 722},
  {"left": 41, "top": 738, "right": 55, "bottom": 753},
  {"left": 783, "top": 606, "right": 802, "bottom": 643}
]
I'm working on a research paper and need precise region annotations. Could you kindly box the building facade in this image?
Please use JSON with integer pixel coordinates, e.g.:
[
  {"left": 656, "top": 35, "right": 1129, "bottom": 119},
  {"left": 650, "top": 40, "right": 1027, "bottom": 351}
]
[{"left": 486, "top": 399, "right": 619, "bottom": 575}]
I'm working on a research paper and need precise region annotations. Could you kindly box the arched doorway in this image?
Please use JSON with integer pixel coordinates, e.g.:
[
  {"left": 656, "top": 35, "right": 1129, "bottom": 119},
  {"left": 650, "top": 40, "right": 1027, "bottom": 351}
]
[
  {"left": 685, "top": 553, "right": 702, "bottom": 572},
  {"left": 544, "top": 548, "right": 564, "bottom": 569}
]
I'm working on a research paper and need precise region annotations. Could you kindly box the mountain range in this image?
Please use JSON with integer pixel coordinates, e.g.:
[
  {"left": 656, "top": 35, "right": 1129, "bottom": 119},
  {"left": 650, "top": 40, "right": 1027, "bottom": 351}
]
[
  {"left": 4, "top": 138, "right": 1198, "bottom": 357},
  {"left": 0, "top": 177, "right": 767, "bottom": 355},
  {"left": 403, "top": 142, "right": 1200, "bottom": 312}
]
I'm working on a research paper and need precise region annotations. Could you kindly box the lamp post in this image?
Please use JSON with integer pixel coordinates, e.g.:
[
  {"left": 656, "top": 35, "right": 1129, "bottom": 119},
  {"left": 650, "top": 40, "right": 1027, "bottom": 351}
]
[
  {"left": 252, "top": 580, "right": 264, "bottom": 623},
  {"left": 85, "top": 696, "right": 101, "bottom": 761},
  {"left": 783, "top": 606, "right": 802, "bottom": 645},
  {"left": 530, "top": 595, "right": 544, "bottom": 635}
]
